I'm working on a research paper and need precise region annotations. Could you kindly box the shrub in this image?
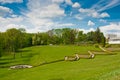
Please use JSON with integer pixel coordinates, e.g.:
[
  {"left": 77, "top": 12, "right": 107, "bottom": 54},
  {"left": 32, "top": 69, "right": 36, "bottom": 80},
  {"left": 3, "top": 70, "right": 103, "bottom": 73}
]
[
  {"left": 105, "top": 44, "right": 111, "bottom": 48},
  {"left": 94, "top": 44, "right": 99, "bottom": 48}
]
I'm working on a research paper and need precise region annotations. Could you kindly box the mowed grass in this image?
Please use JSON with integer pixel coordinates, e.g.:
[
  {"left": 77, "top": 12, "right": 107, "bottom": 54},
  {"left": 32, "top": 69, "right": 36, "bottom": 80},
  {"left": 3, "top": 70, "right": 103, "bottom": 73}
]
[{"left": 0, "top": 45, "right": 120, "bottom": 80}]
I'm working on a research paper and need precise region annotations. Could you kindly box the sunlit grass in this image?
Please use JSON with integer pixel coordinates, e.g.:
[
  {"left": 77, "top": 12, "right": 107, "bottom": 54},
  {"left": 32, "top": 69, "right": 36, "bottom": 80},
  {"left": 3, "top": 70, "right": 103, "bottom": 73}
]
[{"left": 0, "top": 45, "right": 120, "bottom": 80}]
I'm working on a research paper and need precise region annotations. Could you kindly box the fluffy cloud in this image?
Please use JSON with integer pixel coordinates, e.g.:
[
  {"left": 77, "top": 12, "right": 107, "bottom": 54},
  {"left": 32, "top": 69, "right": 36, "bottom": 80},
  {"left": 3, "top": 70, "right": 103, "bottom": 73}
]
[
  {"left": 0, "top": 6, "right": 12, "bottom": 16},
  {"left": 100, "top": 22, "right": 120, "bottom": 34},
  {"left": 0, "top": 16, "right": 24, "bottom": 32},
  {"left": 78, "top": 28, "right": 95, "bottom": 33},
  {"left": 27, "top": 0, "right": 65, "bottom": 18},
  {"left": 55, "top": 23, "right": 74, "bottom": 27},
  {"left": 39, "top": 4, "right": 65, "bottom": 18},
  {"left": 74, "top": 14, "right": 83, "bottom": 20},
  {"left": 100, "top": 22, "right": 120, "bottom": 37},
  {"left": 100, "top": 12, "right": 110, "bottom": 18},
  {"left": 22, "top": 0, "right": 66, "bottom": 32},
  {"left": 99, "top": 19, "right": 107, "bottom": 23},
  {"left": 52, "top": 0, "right": 64, "bottom": 4},
  {"left": 6, "top": 24, "right": 27, "bottom": 30},
  {"left": 88, "top": 20, "right": 95, "bottom": 26},
  {"left": 65, "top": 0, "right": 73, "bottom": 5},
  {"left": 79, "top": 8, "right": 110, "bottom": 18},
  {"left": 0, "top": 0, "right": 23, "bottom": 4},
  {"left": 27, "top": 3, "right": 65, "bottom": 18},
  {"left": 72, "top": 2, "right": 80, "bottom": 8},
  {"left": 0, "top": 0, "right": 67, "bottom": 32},
  {"left": 25, "top": 23, "right": 75, "bottom": 33}
]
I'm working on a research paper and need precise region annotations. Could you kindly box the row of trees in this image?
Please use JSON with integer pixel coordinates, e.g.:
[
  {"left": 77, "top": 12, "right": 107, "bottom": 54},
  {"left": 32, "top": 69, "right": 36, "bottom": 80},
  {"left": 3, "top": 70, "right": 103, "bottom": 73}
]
[
  {"left": 0, "top": 28, "right": 105, "bottom": 58},
  {"left": 32, "top": 28, "right": 105, "bottom": 45}
]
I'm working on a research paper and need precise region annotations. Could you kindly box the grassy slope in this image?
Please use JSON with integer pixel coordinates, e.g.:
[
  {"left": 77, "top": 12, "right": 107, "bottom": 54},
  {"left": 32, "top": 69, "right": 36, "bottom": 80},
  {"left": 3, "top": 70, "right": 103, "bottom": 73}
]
[{"left": 0, "top": 45, "right": 120, "bottom": 80}]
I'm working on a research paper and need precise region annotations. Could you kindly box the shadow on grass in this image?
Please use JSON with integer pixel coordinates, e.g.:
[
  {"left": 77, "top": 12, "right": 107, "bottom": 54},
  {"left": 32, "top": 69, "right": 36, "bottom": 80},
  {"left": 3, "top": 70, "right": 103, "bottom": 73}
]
[
  {"left": 34, "top": 59, "right": 64, "bottom": 67},
  {"left": 0, "top": 60, "right": 20, "bottom": 68},
  {"left": 17, "top": 49, "right": 31, "bottom": 53},
  {"left": 0, "top": 58, "right": 13, "bottom": 61},
  {"left": 0, "top": 61, "right": 11, "bottom": 65}
]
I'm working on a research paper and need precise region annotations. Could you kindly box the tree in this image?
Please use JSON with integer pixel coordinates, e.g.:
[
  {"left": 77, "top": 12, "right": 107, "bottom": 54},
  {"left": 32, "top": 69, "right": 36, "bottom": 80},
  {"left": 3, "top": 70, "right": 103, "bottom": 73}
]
[
  {"left": 62, "top": 28, "right": 76, "bottom": 44},
  {"left": 94, "top": 28, "right": 105, "bottom": 44},
  {"left": 0, "top": 32, "right": 3, "bottom": 57},
  {"left": 94, "top": 28, "right": 102, "bottom": 43},
  {"left": 86, "top": 31, "right": 95, "bottom": 43},
  {"left": 77, "top": 31, "right": 84, "bottom": 42},
  {"left": 47, "top": 29, "right": 63, "bottom": 44},
  {"left": 32, "top": 32, "right": 49, "bottom": 45},
  {"left": 5, "top": 28, "right": 22, "bottom": 58}
]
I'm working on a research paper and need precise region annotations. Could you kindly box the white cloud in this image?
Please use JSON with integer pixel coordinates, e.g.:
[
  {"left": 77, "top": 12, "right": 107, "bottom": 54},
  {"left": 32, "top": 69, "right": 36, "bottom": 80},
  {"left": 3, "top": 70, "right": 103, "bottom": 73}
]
[
  {"left": 99, "top": 19, "right": 107, "bottom": 23},
  {"left": 55, "top": 23, "right": 75, "bottom": 27},
  {"left": 78, "top": 28, "right": 95, "bottom": 33},
  {"left": 65, "top": 0, "right": 73, "bottom": 5},
  {"left": 0, "top": 0, "right": 66, "bottom": 33},
  {"left": 79, "top": 8, "right": 92, "bottom": 13},
  {"left": 0, "top": 0, "right": 23, "bottom": 4},
  {"left": 100, "top": 22, "right": 120, "bottom": 33},
  {"left": 0, "top": 6, "right": 12, "bottom": 16},
  {"left": 72, "top": 2, "right": 80, "bottom": 8},
  {"left": 100, "top": 12, "right": 110, "bottom": 18},
  {"left": 22, "top": 0, "right": 66, "bottom": 32},
  {"left": 40, "top": 4, "right": 65, "bottom": 18},
  {"left": 52, "top": 0, "right": 64, "bottom": 4},
  {"left": 26, "top": 23, "right": 75, "bottom": 33},
  {"left": 100, "top": 22, "right": 120, "bottom": 37},
  {"left": 92, "top": 12, "right": 110, "bottom": 18},
  {"left": 79, "top": 8, "right": 110, "bottom": 18},
  {"left": 27, "top": 0, "right": 65, "bottom": 18},
  {"left": 88, "top": 20, "right": 95, "bottom": 26},
  {"left": 74, "top": 14, "right": 83, "bottom": 20},
  {"left": 0, "top": 15, "right": 24, "bottom": 32},
  {"left": 0, "top": 23, "right": 25, "bottom": 32},
  {"left": 6, "top": 24, "right": 27, "bottom": 29}
]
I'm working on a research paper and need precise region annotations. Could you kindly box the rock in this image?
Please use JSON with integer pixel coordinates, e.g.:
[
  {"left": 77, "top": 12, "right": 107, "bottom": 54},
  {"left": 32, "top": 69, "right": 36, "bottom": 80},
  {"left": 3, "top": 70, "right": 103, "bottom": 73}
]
[{"left": 10, "top": 65, "right": 32, "bottom": 69}]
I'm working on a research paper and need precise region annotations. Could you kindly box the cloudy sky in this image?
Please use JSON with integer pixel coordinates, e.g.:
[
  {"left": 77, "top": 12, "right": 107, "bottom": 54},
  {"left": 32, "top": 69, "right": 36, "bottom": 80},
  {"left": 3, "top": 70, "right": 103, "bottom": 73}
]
[{"left": 0, "top": 0, "right": 120, "bottom": 35}]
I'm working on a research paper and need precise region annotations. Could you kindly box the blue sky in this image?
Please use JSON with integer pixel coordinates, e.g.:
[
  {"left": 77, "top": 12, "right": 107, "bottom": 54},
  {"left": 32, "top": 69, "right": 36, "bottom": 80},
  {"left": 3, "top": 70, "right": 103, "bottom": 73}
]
[{"left": 0, "top": 0, "right": 120, "bottom": 36}]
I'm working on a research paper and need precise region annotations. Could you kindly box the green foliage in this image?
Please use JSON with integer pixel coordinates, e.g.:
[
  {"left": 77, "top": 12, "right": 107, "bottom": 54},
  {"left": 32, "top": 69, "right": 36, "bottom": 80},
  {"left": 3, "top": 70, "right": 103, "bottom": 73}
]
[
  {"left": 94, "top": 44, "right": 99, "bottom": 48},
  {"left": 1, "top": 28, "right": 32, "bottom": 58},
  {"left": 94, "top": 28, "right": 105, "bottom": 44},
  {"left": 0, "top": 27, "right": 105, "bottom": 58},
  {"left": 32, "top": 33, "right": 49, "bottom": 46},
  {"left": 62, "top": 28, "right": 77, "bottom": 44},
  {"left": 0, "top": 32, "right": 3, "bottom": 57},
  {"left": 105, "top": 44, "right": 111, "bottom": 48}
]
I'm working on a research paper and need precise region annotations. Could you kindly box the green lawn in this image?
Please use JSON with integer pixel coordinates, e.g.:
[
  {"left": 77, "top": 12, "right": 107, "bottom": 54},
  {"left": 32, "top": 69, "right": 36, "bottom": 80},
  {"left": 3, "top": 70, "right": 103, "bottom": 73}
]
[{"left": 0, "top": 45, "right": 120, "bottom": 80}]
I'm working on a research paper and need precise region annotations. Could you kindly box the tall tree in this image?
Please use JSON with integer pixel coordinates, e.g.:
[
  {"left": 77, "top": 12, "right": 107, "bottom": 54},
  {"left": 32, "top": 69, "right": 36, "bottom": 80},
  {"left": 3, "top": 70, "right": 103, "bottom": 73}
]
[
  {"left": 5, "top": 28, "right": 22, "bottom": 58},
  {"left": 62, "top": 28, "right": 76, "bottom": 44},
  {"left": 94, "top": 28, "right": 104, "bottom": 44},
  {"left": 86, "top": 31, "right": 95, "bottom": 43},
  {"left": 0, "top": 32, "right": 3, "bottom": 57},
  {"left": 77, "top": 31, "right": 84, "bottom": 42},
  {"left": 94, "top": 28, "right": 102, "bottom": 43}
]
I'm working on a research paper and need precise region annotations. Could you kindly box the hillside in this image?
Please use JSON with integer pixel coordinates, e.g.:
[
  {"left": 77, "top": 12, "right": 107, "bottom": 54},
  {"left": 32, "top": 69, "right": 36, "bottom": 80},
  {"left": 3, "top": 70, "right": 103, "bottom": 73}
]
[{"left": 0, "top": 45, "right": 120, "bottom": 80}]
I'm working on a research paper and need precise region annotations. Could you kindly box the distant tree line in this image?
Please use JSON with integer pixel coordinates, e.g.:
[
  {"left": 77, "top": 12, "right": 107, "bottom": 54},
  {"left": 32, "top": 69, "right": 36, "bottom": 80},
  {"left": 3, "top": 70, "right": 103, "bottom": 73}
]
[
  {"left": 32, "top": 28, "right": 105, "bottom": 45},
  {"left": 0, "top": 28, "right": 105, "bottom": 58}
]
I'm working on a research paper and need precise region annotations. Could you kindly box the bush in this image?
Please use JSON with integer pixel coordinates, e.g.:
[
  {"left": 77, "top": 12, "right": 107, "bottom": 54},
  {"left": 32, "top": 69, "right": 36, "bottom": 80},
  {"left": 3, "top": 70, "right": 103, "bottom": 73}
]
[
  {"left": 105, "top": 44, "right": 111, "bottom": 48},
  {"left": 94, "top": 44, "right": 99, "bottom": 48}
]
